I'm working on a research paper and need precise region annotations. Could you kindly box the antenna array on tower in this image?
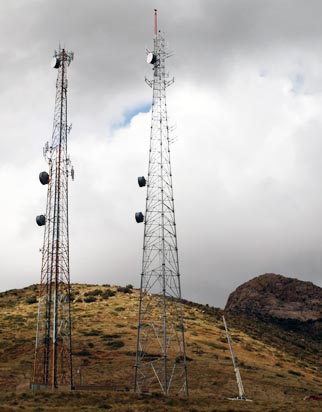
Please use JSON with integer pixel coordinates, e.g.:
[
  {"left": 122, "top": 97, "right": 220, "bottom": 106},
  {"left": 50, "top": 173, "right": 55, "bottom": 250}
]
[
  {"left": 32, "top": 47, "right": 74, "bottom": 390},
  {"left": 134, "top": 10, "right": 188, "bottom": 396}
]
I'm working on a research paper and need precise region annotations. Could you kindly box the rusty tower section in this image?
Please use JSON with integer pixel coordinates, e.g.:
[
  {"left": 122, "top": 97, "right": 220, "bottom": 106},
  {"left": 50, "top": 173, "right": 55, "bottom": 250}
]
[
  {"left": 33, "top": 47, "right": 74, "bottom": 389},
  {"left": 134, "top": 10, "right": 188, "bottom": 396}
]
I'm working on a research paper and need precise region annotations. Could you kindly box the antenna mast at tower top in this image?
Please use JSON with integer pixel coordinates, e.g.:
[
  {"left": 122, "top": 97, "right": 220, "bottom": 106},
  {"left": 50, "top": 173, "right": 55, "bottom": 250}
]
[
  {"left": 33, "top": 47, "right": 74, "bottom": 390},
  {"left": 134, "top": 10, "right": 188, "bottom": 396},
  {"left": 154, "top": 8, "right": 157, "bottom": 36}
]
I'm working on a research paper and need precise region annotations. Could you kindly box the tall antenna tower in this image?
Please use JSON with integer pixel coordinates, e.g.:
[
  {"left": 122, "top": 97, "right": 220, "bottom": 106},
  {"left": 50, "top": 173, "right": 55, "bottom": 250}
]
[
  {"left": 32, "top": 47, "right": 74, "bottom": 390},
  {"left": 134, "top": 10, "right": 188, "bottom": 396},
  {"left": 223, "top": 316, "right": 251, "bottom": 401}
]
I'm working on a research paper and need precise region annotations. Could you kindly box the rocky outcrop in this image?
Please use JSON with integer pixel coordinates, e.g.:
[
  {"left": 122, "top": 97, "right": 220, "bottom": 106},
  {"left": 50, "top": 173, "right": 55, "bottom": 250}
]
[{"left": 225, "top": 273, "right": 322, "bottom": 322}]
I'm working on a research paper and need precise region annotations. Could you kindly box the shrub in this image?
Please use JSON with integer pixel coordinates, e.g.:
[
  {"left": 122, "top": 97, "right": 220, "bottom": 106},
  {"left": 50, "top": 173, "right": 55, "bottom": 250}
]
[
  {"left": 288, "top": 369, "right": 303, "bottom": 377},
  {"left": 101, "top": 334, "right": 121, "bottom": 340},
  {"left": 117, "top": 286, "right": 133, "bottom": 294},
  {"left": 84, "top": 289, "right": 102, "bottom": 297},
  {"left": 101, "top": 289, "right": 116, "bottom": 299},
  {"left": 84, "top": 329, "right": 101, "bottom": 336},
  {"left": 26, "top": 296, "right": 37, "bottom": 305},
  {"left": 106, "top": 341, "right": 124, "bottom": 349},
  {"left": 75, "top": 349, "right": 91, "bottom": 356},
  {"left": 84, "top": 296, "right": 96, "bottom": 303}
]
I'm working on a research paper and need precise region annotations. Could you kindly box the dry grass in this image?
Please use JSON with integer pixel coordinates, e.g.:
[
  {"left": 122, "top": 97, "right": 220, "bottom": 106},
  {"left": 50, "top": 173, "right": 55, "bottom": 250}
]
[{"left": 0, "top": 284, "right": 322, "bottom": 411}]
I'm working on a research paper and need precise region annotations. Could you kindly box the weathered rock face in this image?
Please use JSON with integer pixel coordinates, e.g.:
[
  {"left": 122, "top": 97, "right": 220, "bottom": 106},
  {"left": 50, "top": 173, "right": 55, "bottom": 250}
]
[{"left": 225, "top": 273, "right": 322, "bottom": 322}]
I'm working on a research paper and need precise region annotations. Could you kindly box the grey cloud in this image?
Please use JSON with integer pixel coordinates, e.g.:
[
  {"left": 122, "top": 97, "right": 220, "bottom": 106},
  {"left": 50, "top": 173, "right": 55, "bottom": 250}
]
[{"left": 2, "top": 1, "right": 322, "bottom": 308}]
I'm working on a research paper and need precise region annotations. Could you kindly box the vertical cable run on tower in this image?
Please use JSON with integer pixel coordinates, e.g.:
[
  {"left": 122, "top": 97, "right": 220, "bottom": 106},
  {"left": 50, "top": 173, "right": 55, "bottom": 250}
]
[
  {"left": 134, "top": 10, "right": 188, "bottom": 396},
  {"left": 33, "top": 47, "right": 74, "bottom": 390}
]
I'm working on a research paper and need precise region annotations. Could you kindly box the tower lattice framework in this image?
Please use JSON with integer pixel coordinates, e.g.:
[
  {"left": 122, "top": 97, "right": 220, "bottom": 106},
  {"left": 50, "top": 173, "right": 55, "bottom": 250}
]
[
  {"left": 33, "top": 47, "right": 74, "bottom": 390},
  {"left": 134, "top": 10, "right": 188, "bottom": 396}
]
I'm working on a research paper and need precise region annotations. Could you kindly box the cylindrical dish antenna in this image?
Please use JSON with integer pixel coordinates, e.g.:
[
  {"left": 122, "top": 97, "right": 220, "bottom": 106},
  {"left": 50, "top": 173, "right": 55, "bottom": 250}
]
[
  {"left": 51, "top": 57, "right": 61, "bottom": 69},
  {"left": 135, "top": 212, "right": 144, "bottom": 223},
  {"left": 147, "top": 52, "right": 157, "bottom": 65},
  {"left": 39, "top": 171, "right": 49, "bottom": 185},
  {"left": 138, "top": 176, "right": 146, "bottom": 187},
  {"left": 36, "top": 215, "right": 46, "bottom": 226}
]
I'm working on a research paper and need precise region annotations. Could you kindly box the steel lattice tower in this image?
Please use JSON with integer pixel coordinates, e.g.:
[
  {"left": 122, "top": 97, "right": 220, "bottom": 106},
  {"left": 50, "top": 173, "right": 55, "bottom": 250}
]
[
  {"left": 33, "top": 47, "right": 74, "bottom": 390},
  {"left": 134, "top": 10, "right": 188, "bottom": 396}
]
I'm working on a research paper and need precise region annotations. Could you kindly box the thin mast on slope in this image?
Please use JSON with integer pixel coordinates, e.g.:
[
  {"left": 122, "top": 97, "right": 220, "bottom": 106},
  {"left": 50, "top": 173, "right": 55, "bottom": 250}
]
[{"left": 223, "top": 315, "right": 251, "bottom": 401}]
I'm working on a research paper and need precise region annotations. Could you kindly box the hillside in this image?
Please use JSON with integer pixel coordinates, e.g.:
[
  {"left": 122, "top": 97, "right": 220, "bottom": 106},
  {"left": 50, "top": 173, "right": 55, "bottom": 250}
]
[{"left": 1, "top": 281, "right": 322, "bottom": 411}]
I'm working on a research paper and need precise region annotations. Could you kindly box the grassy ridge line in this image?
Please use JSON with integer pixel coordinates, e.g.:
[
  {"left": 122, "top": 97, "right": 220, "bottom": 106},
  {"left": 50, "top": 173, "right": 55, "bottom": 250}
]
[{"left": 0, "top": 284, "right": 322, "bottom": 411}]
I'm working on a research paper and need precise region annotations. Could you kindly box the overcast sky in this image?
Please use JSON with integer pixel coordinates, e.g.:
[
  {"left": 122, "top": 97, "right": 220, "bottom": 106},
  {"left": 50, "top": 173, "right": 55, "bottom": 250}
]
[{"left": 2, "top": 0, "right": 322, "bottom": 308}]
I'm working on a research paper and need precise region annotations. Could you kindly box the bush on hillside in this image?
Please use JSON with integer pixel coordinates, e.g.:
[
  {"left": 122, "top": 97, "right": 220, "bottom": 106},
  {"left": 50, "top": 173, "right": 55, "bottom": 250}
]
[
  {"left": 105, "top": 340, "right": 125, "bottom": 349},
  {"left": 101, "top": 289, "right": 116, "bottom": 299},
  {"left": 84, "top": 289, "right": 102, "bottom": 297},
  {"left": 84, "top": 296, "right": 97, "bottom": 303},
  {"left": 117, "top": 286, "right": 133, "bottom": 294},
  {"left": 26, "top": 296, "right": 37, "bottom": 305}
]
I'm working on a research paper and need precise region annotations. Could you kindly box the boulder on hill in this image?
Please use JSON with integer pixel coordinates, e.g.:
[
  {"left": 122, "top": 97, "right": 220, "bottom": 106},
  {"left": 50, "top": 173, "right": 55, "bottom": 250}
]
[{"left": 225, "top": 273, "right": 322, "bottom": 322}]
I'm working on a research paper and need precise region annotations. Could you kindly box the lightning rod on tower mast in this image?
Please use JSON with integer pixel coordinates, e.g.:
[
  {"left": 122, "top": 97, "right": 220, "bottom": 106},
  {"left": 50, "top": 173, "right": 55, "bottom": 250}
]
[
  {"left": 32, "top": 46, "right": 74, "bottom": 390},
  {"left": 134, "top": 10, "right": 189, "bottom": 396}
]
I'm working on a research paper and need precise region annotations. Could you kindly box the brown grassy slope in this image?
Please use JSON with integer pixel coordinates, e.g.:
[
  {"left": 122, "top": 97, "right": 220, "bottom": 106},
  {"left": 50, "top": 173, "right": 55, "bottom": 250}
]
[{"left": 0, "top": 284, "right": 322, "bottom": 411}]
